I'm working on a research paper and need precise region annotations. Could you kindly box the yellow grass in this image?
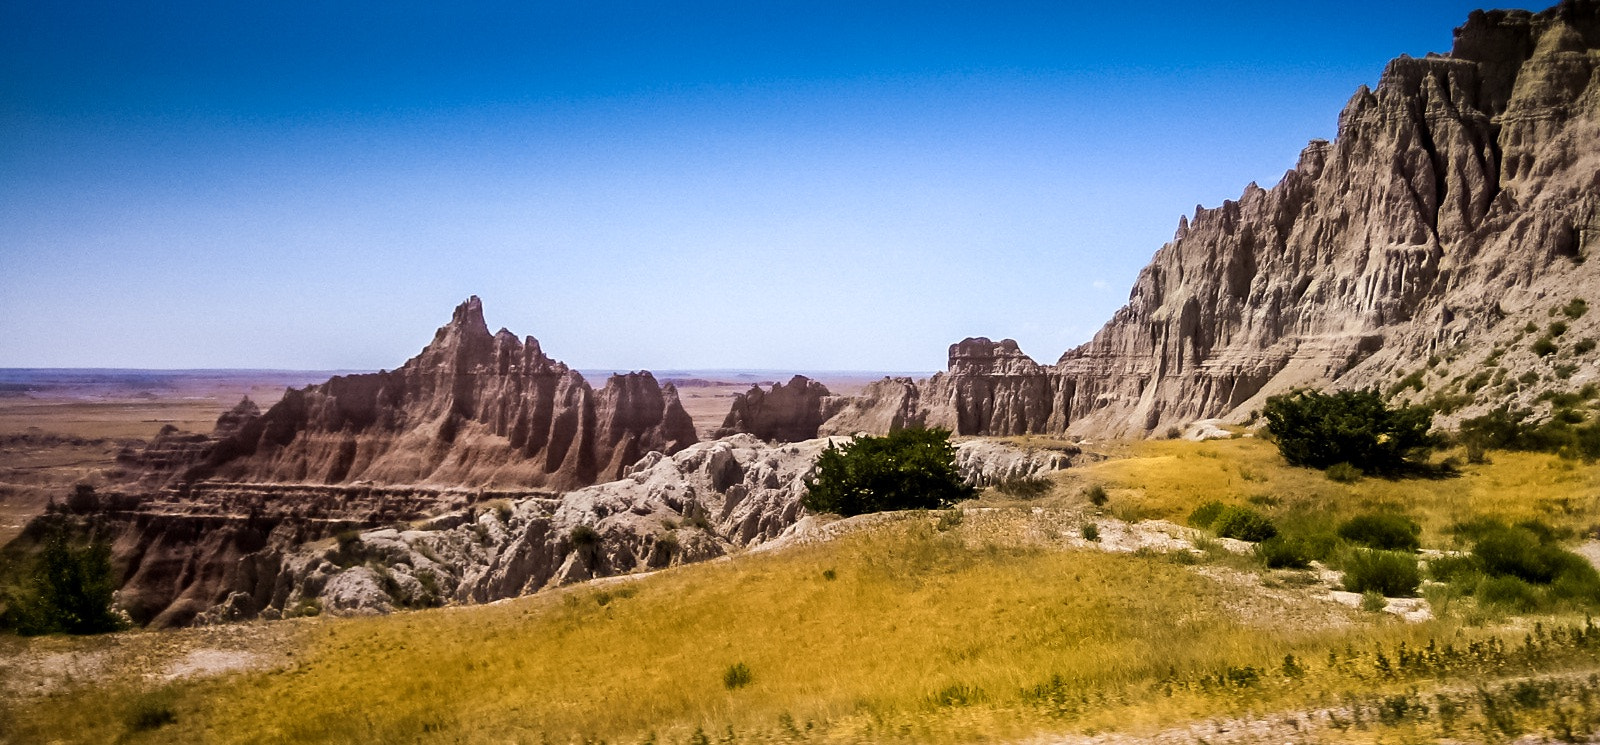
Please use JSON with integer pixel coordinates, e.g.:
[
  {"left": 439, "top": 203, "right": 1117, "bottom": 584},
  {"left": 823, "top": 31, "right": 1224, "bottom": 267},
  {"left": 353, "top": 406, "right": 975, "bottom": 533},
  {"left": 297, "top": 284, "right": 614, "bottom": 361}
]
[{"left": 6, "top": 437, "right": 1600, "bottom": 744}]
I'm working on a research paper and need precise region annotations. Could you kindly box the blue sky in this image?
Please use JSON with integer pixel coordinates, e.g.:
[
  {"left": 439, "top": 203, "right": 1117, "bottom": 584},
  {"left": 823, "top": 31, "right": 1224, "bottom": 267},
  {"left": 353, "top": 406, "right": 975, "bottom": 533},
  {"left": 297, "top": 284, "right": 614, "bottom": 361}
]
[{"left": 0, "top": 1, "right": 1549, "bottom": 371}]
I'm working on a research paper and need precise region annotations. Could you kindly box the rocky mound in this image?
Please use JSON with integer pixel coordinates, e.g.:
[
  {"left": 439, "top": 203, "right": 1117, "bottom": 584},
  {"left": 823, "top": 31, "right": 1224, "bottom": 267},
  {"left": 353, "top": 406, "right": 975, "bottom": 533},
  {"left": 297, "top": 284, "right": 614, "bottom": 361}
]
[
  {"left": 829, "top": 1, "right": 1600, "bottom": 439},
  {"left": 133, "top": 297, "right": 697, "bottom": 490}
]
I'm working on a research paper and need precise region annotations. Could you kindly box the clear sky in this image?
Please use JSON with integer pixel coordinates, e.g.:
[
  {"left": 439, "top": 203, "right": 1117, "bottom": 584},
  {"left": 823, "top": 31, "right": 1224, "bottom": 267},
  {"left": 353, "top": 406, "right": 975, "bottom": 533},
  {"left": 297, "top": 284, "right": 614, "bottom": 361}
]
[{"left": 0, "top": 0, "right": 1550, "bottom": 372}]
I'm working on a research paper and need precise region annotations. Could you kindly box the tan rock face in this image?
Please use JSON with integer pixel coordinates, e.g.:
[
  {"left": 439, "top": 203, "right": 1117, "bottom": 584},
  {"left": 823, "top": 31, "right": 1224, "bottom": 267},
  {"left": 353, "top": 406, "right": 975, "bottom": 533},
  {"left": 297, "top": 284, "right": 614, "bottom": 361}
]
[
  {"left": 182, "top": 297, "right": 697, "bottom": 489},
  {"left": 831, "top": 1, "right": 1600, "bottom": 439},
  {"left": 713, "top": 375, "right": 843, "bottom": 441}
]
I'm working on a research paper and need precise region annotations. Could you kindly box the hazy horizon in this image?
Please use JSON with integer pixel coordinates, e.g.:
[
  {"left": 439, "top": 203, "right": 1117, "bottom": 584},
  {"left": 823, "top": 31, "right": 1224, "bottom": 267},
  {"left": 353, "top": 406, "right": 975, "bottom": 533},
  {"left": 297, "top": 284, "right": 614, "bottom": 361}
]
[{"left": 1, "top": 0, "right": 1550, "bottom": 371}]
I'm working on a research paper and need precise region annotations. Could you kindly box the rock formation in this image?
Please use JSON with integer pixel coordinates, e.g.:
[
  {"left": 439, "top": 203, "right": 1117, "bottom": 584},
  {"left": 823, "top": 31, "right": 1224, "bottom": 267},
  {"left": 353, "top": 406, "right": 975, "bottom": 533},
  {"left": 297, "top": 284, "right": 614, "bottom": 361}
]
[
  {"left": 713, "top": 375, "right": 844, "bottom": 441},
  {"left": 144, "top": 297, "right": 697, "bottom": 490},
  {"left": 830, "top": 1, "right": 1600, "bottom": 438},
  {"left": 22, "top": 434, "right": 1077, "bottom": 626}
]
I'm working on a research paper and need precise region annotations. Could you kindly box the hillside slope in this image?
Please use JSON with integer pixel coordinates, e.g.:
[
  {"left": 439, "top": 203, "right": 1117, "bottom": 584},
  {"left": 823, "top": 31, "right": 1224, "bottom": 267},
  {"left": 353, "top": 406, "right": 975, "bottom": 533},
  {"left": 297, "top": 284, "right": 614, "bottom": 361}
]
[{"left": 824, "top": 0, "right": 1600, "bottom": 439}]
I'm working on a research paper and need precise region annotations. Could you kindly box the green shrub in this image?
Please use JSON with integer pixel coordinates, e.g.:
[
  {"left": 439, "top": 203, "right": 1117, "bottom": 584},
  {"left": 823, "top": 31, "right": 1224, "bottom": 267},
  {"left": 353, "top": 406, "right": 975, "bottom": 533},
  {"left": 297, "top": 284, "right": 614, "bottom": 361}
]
[
  {"left": 1325, "top": 462, "right": 1362, "bottom": 483},
  {"left": 1, "top": 522, "right": 124, "bottom": 635},
  {"left": 995, "top": 477, "right": 1052, "bottom": 499},
  {"left": 1083, "top": 484, "right": 1109, "bottom": 507},
  {"left": 1262, "top": 388, "right": 1435, "bottom": 474},
  {"left": 1575, "top": 338, "right": 1597, "bottom": 355},
  {"left": 801, "top": 428, "right": 975, "bottom": 517},
  {"left": 1255, "top": 536, "right": 1311, "bottom": 569},
  {"left": 1549, "top": 321, "right": 1570, "bottom": 337},
  {"left": 1427, "top": 554, "right": 1478, "bottom": 583},
  {"left": 1459, "top": 406, "right": 1600, "bottom": 461},
  {"left": 1337, "top": 513, "right": 1421, "bottom": 552},
  {"left": 1341, "top": 549, "right": 1421, "bottom": 597},
  {"left": 1212, "top": 506, "right": 1278, "bottom": 542},
  {"left": 1562, "top": 298, "right": 1589, "bottom": 319},
  {"left": 1187, "top": 501, "right": 1226, "bottom": 529},
  {"left": 1080, "top": 523, "right": 1100, "bottom": 542},
  {"left": 570, "top": 525, "right": 600, "bottom": 547},
  {"left": 1360, "top": 590, "right": 1388, "bottom": 613},
  {"left": 1476, "top": 575, "right": 1540, "bottom": 611},
  {"left": 1471, "top": 523, "right": 1594, "bottom": 585},
  {"left": 723, "top": 662, "right": 753, "bottom": 690},
  {"left": 1533, "top": 336, "right": 1558, "bottom": 356}
]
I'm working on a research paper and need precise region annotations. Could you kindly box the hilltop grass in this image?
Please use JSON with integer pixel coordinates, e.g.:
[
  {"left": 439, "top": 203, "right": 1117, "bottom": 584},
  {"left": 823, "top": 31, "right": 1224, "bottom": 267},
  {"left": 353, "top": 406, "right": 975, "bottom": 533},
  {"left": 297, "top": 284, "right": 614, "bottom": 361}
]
[
  {"left": 7, "top": 436, "right": 1600, "bottom": 743},
  {"left": 1050, "top": 437, "right": 1600, "bottom": 548}
]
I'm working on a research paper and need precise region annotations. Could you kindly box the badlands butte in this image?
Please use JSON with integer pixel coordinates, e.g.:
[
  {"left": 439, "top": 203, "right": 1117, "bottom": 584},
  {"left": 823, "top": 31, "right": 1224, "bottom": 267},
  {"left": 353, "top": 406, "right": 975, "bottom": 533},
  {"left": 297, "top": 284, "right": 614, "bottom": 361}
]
[
  {"left": 3, "top": 0, "right": 1600, "bottom": 629},
  {"left": 7, "top": 2, "right": 1600, "bottom": 742}
]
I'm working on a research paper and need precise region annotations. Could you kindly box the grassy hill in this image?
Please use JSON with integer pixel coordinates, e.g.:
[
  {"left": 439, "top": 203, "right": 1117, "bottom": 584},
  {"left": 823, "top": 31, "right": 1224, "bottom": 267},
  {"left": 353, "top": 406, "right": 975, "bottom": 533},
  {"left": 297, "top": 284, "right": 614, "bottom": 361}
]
[{"left": 5, "top": 436, "right": 1600, "bottom": 743}]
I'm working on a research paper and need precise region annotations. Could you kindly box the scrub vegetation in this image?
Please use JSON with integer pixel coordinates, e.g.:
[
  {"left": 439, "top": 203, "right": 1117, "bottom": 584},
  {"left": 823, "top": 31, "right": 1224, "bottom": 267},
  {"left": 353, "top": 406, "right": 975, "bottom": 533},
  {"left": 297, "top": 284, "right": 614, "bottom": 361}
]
[{"left": 6, "top": 437, "right": 1600, "bottom": 744}]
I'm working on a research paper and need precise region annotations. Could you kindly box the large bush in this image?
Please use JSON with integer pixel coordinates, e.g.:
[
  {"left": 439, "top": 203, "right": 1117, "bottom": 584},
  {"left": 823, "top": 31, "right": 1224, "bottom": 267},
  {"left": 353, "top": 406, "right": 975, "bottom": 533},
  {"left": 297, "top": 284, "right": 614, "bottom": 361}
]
[
  {"left": 802, "top": 428, "right": 976, "bottom": 517},
  {"left": 1, "top": 522, "right": 124, "bottom": 635},
  {"left": 1262, "top": 388, "right": 1435, "bottom": 473}
]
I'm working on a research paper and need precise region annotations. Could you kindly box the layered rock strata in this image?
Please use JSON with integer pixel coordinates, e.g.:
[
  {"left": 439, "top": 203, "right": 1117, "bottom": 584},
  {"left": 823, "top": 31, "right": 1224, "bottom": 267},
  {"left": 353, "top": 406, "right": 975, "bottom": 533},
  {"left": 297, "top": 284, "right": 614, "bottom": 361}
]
[
  {"left": 829, "top": 1, "right": 1600, "bottom": 438},
  {"left": 21, "top": 435, "right": 1077, "bottom": 626},
  {"left": 137, "top": 297, "right": 697, "bottom": 490}
]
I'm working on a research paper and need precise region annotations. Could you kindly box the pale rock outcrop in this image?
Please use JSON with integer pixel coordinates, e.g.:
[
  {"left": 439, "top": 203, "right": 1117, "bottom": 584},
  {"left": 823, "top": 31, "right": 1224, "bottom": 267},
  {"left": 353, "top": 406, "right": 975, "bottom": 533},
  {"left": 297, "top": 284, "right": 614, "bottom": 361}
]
[
  {"left": 830, "top": 1, "right": 1600, "bottom": 438},
  {"left": 174, "top": 434, "right": 1076, "bottom": 622}
]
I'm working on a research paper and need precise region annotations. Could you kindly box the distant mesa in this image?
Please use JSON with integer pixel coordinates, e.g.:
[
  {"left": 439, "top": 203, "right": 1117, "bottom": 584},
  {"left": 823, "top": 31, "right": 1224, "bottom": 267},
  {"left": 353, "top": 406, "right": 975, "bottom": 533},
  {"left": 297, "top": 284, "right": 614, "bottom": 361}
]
[{"left": 130, "top": 296, "right": 698, "bottom": 490}]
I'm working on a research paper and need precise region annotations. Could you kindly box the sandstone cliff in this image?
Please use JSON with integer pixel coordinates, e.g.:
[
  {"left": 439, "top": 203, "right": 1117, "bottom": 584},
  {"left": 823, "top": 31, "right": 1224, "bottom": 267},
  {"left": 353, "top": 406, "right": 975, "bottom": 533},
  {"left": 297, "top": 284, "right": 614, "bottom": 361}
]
[
  {"left": 829, "top": 1, "right": 1600, "bottom": 439},
  {"left": 151, "top": 297, "right": 698, "bottom": 490}
]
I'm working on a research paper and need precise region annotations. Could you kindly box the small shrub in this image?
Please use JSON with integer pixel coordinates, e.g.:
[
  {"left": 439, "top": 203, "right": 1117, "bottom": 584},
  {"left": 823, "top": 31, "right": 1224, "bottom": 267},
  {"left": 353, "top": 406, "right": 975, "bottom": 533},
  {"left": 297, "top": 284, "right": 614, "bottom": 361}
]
[
  {"left": 1574, "top": 338, "right": 1596, "bottom": 355},
  {"left": 683, "top": 514, "right": 713, "bottom": 531},
  {"left": 570, "top": 525, "right": 600, "bottom": 548},
  {"left": 1472, "top": 524, "right": 1592, "bottom": 584},
  {"left": 1212, "top": 506, "right": 1278, "bottom": 542},
  {"left": 1256, "top": 536, "right": 1311, "bottom": 569},
  {"left": 1080, "top": 523, "right": 1100, "bottom": 542},
  {"left": 1561, "top": 298, "right": 1589, "bottom": 319},
  {"left": 1533, "top": 336, "right": 1558, "bottom": 356},
  {"left": 995, "top": 476, "right": 1052, "bottom": 499},
  {"left": 723, "top": 662, "right": 753, "bottom": 690},
  {"left": 821, "top": 568, "right": 836, "bottom": 581},
  {"left": 802, "top": 428, "right": 975, "bottom": 516},
  {"left": 1083, "top": 484, "right": 1109, "bottom": 507},
  {"left": 125, "top": 689, "right": 179, "bottom": 731},
  {"left": 1342, "top": 549, "right": 1421, "bottom": 597},
  {"left": 1263, "top": 388, "right": 1435, "bottom": 474},
  {"left": 1549, "top": 321, "right": 1570, "bottom": 337},
  {"left": 1360, "top": 590, "right": 1388, "bottom": 613},
  {"left": 1477, "top": 576, "right": 1541, "bottom": 611},
  {"left": 1337, "top": 513, "right": 1422, "bottom": 552},
  {"left": 1165, "top": 426, "right": 1183, "bottom": 439},
  {"left": 1325, "top": 462, "right": 1362, "bottom": 483},
  {"left": 1427, "top": 553, "right": 1478, "bottom": 583},
  {"left": 1188, "top": 501, "right": 1226, "bottom": 529},
  {"left": 935, "top": 509, "right": 963, "bottom": 532}
]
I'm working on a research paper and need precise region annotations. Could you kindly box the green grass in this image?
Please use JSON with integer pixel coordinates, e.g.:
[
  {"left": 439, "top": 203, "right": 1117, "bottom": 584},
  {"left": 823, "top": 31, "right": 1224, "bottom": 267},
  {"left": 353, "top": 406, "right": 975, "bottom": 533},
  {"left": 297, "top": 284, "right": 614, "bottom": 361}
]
[{"left": 8, "top": 437, "right": 1600, "bottom": 744}]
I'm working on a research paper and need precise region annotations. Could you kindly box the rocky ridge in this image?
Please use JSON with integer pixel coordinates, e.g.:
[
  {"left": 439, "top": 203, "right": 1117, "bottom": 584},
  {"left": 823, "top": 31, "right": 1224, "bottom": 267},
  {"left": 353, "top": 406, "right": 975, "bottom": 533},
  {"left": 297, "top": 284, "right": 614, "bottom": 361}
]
[
  {"left": 93, "top": 434, "right": 1077, "bottom": 625},
  {"left": 132, "top": 297, "right": 698, "bottom": 491},
  {"left": 823, "top": 1, "right": 1600, "bottom": 439}
]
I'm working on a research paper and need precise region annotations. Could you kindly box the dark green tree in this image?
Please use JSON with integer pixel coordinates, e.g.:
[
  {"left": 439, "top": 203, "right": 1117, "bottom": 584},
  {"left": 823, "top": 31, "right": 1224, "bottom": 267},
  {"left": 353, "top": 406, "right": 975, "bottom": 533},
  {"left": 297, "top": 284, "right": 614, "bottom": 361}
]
[
  {"left": 1262, "top": 388, "right": 1435, "bottom": 474},
  {"left": 802, "top": 428, "right": 976, "bottom": 516},
  {"left": 2, "top": 522, "right": 124, "bottom": 635}
]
